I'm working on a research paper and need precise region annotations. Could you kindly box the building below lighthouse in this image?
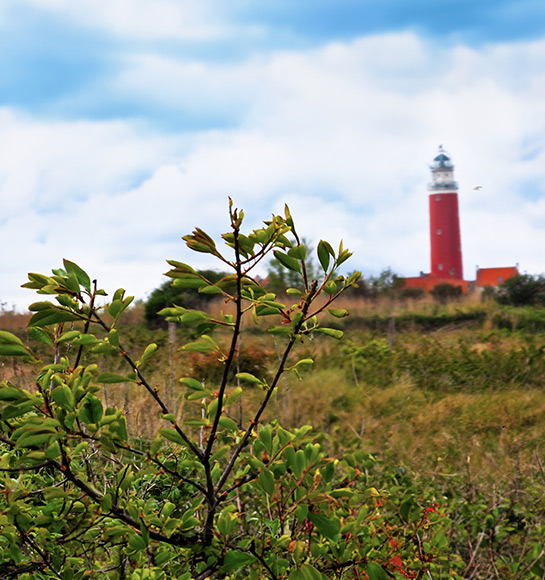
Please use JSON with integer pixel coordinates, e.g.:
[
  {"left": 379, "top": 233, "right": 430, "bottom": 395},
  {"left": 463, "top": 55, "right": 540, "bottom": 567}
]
[{"left": 402, "top": 146, "right": 518, "bottom": 294}]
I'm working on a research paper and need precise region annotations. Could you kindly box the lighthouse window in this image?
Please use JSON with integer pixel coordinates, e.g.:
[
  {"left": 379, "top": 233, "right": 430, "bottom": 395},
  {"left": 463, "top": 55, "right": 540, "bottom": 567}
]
[
  {"left": 436, "top": 229, "right": 442, "bottom": 235},
  {"left": 438, "top": 264, "right": 443, "bottom": 271},
  {"left": 435, "top": 195, "right": 441, "bottom": 201}
]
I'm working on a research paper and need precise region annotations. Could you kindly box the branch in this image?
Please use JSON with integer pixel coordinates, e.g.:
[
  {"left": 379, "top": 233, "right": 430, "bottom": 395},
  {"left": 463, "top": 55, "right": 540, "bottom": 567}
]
[
  {"left": 52, "top": 457, "right": 199, "bottom": 547},
  {"left": 205, "top": 217, "right": 243, "bottom": 461},
  {"left": 90, "top": 310, "right": 205, "bottom": 464},
  {"left": 216, "top": 281, "right": 317, "bottom": 494}
]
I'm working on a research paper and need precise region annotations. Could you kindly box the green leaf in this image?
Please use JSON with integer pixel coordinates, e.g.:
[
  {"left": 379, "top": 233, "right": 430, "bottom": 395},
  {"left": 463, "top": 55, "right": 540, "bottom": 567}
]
[
  {"left": 222, "top": 551, "right": 256, "bottom": 572},
  {"left": 180, "top": 335, "right": 219, "bottom": 353},
  {"left": 0, "top": 331, "right": 24, "bottom": 346},
  {"left": 199, "top": 284, "right": 223, "bottom": 295},
  {"left": 366, "top": 562, "right": 389, "bottom": 580},
  {"left": 128, "top": 534, "right": 147, "bottom": 551},
  {"left": 0, "top": 386, "right": 30, "bottom": 402},
  {"left": 29, "top": 327, "right": 54, "bottom": 346},
  {"left": 307, "top": 512, "right": 340, "bottom": 540},
  {"left": 165, "top": 260, "right": 196, "bottom": 274},
  {"left": 16, "top": 431, "right": 58, "bottom": 449},
  {"left": 79, "top": 395, "right": 103, "bottom": 425},
  {"left": 58, "top": 330, "right": 81, "bottom": 343},
  {"left": 52, "top": 385, "right": 74, "bottom": 411},
  {"left": 138, "top": 343, "right": 158, "bottom": 366},
  {"left": 300, "top": 563, "right": 324, "bottom": 580},
  {"left": 258, "top": 469, "right": 275, "bottom": 495},
  {"left": 314, "top": 328, "right": 344, "bottom": 339},
  {"left": 235, "top": 372, "right": 264, "bottom": 386},
  {"left": 179, "top": 377, "right": 206, "bottom": 391},
  {"left": 267, "top": 326, "right": 291, "bottom": 336},
  {"left": 63, "top": 259, "right": 91, "bottom": 292},
  {"left": 182, "top": 418, "right": 210, "bottom": 427},
  {"left": 294, "top": 358, "right": 314, "bottom": 368},
  {"left": 29, "top": 307, "right": 82, "bottom": 327},
  {"left": 218, "top": 416, "right": 240, "bottom": 432},
  {"left": 317, "top": 240, "right": 334, "bottom": 272},
  {"left": 159, "top": 428, "right": 185, "bottom": 446},
  {"left": 288, "top": 244, "right": 307, "bottom": 261},
  {"left": 0, "top": 343, "right": 31, "bottom": 357},
  {"left": 96, "top": 373, "right": 131, "bottom": 384},
  {"left": 274, "top": 250, "right": 302, "bottom": 273},
  {"left": 181, "top": 310, "right": 208, "bottom": 324},
  {"left": 327, "top": 308, "right": 348, "bottom": 318},
  {"left": 323, "top": 281, "right": 337, "bottom": 295}
]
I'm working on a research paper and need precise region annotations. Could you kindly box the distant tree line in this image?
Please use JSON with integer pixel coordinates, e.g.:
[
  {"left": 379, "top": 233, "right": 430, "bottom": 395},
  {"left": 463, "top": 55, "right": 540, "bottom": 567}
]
[{"left": 143, "top": 266, "right": 545, "bottom": 327}]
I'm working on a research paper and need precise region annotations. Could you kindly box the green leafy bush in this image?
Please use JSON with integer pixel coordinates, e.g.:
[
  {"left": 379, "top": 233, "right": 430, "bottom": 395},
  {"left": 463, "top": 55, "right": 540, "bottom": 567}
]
[{"left": 0, "top": 203, "right": 458, "bottom": 579}]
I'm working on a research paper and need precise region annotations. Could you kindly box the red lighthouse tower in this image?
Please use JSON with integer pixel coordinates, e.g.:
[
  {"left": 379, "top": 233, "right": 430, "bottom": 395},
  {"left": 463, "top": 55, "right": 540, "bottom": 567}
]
[{"left": 428, "top": 146, "right": 463, "bottom": 280}]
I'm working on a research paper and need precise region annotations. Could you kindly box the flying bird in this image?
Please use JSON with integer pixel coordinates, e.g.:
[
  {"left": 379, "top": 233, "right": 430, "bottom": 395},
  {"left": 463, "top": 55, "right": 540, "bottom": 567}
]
[{"left": 473, "top": 186, "right": 483, "bottom": 190}]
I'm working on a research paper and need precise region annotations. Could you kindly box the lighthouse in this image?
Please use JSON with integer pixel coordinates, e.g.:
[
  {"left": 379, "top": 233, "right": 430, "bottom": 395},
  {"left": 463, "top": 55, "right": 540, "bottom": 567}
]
[
  {"left": 401, "top": 146, "right": 519, "bottom": 294},
  {"left": 428, "top": 146, "right": 463, "bottom": 280}
]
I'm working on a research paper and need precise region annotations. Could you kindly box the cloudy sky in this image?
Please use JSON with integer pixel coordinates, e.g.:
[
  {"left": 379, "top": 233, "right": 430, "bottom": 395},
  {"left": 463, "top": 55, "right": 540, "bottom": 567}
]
[{"left": 2, "top": 0, "right": 545, "bottom": 310}]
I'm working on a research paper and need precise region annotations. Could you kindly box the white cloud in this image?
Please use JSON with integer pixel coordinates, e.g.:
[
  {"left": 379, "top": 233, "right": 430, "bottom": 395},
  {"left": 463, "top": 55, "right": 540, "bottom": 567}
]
[
  {"left": 16, "top": 0, "right": 229, "bottom": 40},
  {"left": 3, "top": 32, "right": 545, "bottom": 309}
]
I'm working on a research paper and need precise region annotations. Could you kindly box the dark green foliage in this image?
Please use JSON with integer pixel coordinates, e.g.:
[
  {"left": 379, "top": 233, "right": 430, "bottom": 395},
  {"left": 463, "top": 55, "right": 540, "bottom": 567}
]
[
  {"left": 430, "top": 282, "right": 463, "bottom": 303},
  {"left": 496, "top": 273, "right": 545, "bottom": 306},
  {"left": 144, "top": 269, "right": 228, "bottom": 327},
  {"left": 349, "top": 267, "right": 405, "bottom": 300}
]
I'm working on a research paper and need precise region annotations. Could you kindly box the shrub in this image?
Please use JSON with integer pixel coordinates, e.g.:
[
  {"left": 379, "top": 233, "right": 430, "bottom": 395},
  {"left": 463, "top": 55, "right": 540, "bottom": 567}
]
[
  {"left": 430, "top": 283, "right": 463, "bottom": 304},
  {"left": 0, "top": 203, "right": 457, "bottom": 579},
  {"left": 496, "top": 274, "right": 545, "bottom": 306}
]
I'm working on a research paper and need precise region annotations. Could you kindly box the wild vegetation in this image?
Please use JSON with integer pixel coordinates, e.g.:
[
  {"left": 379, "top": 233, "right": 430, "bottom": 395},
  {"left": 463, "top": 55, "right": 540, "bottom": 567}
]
[{"left": 1, "top": 205, "right": 545, "bottom": 579}]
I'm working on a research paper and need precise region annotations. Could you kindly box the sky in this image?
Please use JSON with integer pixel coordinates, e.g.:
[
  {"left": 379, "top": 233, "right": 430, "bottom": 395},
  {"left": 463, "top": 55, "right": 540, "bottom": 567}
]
[{"left": 2, "top": 0, "right": 545, "bottom": 310}]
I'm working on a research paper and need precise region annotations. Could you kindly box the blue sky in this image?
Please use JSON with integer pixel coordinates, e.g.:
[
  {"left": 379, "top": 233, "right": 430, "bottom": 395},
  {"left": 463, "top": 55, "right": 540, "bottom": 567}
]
[{"left": 2, "top": 0, "right": 545, "bottom": 309}]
